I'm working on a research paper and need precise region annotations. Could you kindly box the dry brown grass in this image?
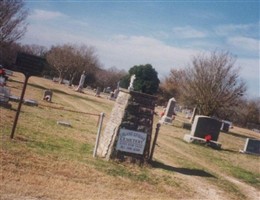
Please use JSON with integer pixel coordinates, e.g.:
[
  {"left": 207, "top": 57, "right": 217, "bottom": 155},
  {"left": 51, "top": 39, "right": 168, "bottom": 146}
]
[{"left": 1, "top": 72, "right": 259, "bottom": 200}]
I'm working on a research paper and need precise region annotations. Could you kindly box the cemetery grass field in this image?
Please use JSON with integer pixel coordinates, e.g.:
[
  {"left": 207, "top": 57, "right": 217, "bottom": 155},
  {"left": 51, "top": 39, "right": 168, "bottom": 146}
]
[{"left": 1, "top": 72, "right": 259, "bottom": 200}]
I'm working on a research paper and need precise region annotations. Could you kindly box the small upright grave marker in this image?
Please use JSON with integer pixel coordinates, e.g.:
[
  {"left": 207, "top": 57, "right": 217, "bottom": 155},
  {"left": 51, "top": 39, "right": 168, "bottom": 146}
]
[
  {"left": 221, "top": 121, "right": 230, "bottom": 133},
  {"left": 95, "top": 87, "right": 101, "bottom": 97},
  {"left": 159, "top": 97, "right": 176, "bottom": 124},
  {"left": 43, "top": 89, "right": 53, "bottom": 102}
]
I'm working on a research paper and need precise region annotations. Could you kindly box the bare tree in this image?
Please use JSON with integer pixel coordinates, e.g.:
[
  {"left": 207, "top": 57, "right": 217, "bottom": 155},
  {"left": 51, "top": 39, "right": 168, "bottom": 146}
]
[
  {"left": 95, "top": 67, "right": 126, "bottom": 90},
  {"left": 46, "top": 44, "right": 100, "bottom": 84},
  {"left": 180, "top": 51, "right": 246, "bottom": 116},
  {"left": 0, "top": 0, "right": 28, "bottom": 46},
  {"left": 20, "top": 44, "right": 48, "bottom": 57},
  {"left": 158, "top": 69, "right": 185, "bottom": 105}
]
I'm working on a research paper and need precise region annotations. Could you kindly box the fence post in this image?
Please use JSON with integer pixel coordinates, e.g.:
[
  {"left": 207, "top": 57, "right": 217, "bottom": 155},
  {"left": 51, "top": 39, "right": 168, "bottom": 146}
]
[
  {"left": 149, "top": 123, "right": 161, "bottom": 161},
  {"left": 93, "top": 112, "right": 105, "bottom": 157}
]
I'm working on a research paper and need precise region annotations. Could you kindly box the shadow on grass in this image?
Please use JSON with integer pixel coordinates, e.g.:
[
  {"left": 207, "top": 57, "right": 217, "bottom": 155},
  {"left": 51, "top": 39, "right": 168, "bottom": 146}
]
[
  {"left": 221, "top": 148, "right": 238, "bottom": 153},
  {"left": 151, "top": 160, "right": 216, "bottom": 178}
]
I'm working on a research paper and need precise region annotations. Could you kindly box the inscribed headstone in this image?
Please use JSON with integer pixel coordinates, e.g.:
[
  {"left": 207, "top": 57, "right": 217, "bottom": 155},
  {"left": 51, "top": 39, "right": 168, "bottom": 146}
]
[
  {"left": 221, "top": 121, "right": 230, "bottom": 133},
  {"left": 243, "top": 138, "right": 260, "bottom": 155},
  {"left": 191, "top": 115, "right": 222, "bottom": 141}
]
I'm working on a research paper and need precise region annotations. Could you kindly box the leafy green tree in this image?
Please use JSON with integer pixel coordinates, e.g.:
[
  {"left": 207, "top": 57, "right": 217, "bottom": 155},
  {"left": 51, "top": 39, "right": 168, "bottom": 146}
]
[{"left": 121, "top": 64, "right": 160, "bottom": 95}]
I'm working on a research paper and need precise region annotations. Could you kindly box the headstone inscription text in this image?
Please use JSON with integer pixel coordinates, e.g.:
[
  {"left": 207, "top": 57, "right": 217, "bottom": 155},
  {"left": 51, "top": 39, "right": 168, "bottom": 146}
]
[
  {"left": 116, "top": 129, "right": 147, "bottom": 155},
  {"left": 243, "top": 138, "right": 260, "bottom": 155},
  {"left": 191, "top": 115, "right": 222, "bottom": 141}
]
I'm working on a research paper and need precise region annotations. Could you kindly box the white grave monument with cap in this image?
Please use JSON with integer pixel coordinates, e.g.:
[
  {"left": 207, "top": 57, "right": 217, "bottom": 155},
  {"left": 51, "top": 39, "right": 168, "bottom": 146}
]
[{"left": 159, "top": 97, "right": 176, "bottom": 124}]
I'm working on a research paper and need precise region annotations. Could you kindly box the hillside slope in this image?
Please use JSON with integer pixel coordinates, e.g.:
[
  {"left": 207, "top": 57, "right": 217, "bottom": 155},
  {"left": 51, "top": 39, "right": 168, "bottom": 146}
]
[{"left": 1, "top": 72, "right": 259, "bottom": 200}]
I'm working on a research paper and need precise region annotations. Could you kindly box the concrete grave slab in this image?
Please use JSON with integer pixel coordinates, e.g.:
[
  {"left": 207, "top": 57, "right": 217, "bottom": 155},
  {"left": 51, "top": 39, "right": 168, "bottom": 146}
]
[{"left": 57, "top": 121, "right": 72, "bottom": 127}]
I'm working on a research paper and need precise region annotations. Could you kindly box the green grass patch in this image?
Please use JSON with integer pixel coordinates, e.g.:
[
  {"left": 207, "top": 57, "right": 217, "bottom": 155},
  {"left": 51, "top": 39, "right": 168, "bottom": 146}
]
[{"left": 229, "top": 166, "right": 260, "bottom": 186}]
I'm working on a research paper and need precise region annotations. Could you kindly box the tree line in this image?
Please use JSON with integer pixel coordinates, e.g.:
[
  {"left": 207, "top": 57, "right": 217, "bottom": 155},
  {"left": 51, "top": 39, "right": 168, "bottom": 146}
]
[{"left": 0, "top": 0, "right": 259, "bottom": 128}]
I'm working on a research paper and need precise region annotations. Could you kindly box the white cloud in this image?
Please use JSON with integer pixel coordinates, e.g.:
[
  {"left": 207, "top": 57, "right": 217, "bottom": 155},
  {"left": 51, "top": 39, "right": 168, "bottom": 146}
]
[
  {"left": 236, "top": 58, "right": 259, "bottom": 98},
  {"left": 236, "top": 58, "right": 259, "bottom": 79},
  {"left": 95, "top": 35, "right": 201, "bottom": 77},
  {"left": 21, "top": 22, "right": 258, "bottom": 97},
  {"left": 29, "top": 9, "right": 67, "bottom": 20},
  {"left": 172, "top": 26, "right": 207, "bottom": 39},
  {"left": 22, "top": 24, "right": 200, "bottom": 76},
  {"left": 227, "top": 36, "right": 259, "bottom": 52},
  {"left": 215, "top": 23, "right": 259, "bottom": 38}
]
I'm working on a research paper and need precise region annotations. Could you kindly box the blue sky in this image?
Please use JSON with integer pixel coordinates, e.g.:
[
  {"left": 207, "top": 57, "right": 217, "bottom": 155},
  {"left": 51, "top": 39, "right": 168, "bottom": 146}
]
[{"left": 21, "top": 1, "right": 259, "bottom": 98}]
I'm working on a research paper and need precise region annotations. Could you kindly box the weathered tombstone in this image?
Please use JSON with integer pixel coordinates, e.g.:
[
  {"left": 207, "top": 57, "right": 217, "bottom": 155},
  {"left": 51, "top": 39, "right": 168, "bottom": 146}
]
[
  {"left": 43, "top": 89, "right": 53, "bottom": 102},
  {"left": 109, "top": 91, "right": 114, "bottom": 99},
  {"left": 9, "top": 95, "right": 20, "bottom": 102},
  {"left": 0, "top": 86, "right": 10, "bottom": 103},
  {"left": 23, "top": 99, "right": 38, "bottom": 106},
  {"left": 76, "top": 71, "right": 86, "bottom": 92},
  {"left": 240, "top": 138, "right": 260, "bottom": 155},
  {"left": 159, "top": 97, "right": 176, "bottom": 124},
  {"left": 95, "top": 87, "right": 101, "bottom": 97},
  {"left": 0, "top": 86, "right": 11, "bottom": 108},
  {"left": 183, "top": 115, "right": 222, "bottom": 148},
  {"left": 97, "top": 89, "right": 157, "bottom": 164},
  {"left": 221, "top": 121, "right": 230, "bottom": 133},
  {"left": 114, "top": 89, "right": 119, "bottom": 99}
]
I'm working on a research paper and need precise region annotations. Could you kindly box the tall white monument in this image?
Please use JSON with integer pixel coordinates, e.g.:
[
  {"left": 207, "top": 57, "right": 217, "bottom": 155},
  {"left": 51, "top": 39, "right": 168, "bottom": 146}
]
[
  {"left": 128, "top": 74, "right": 136, "bottom": 91},
  {"left": 159, "top": 97, "right": 176, "bottom": 124}
]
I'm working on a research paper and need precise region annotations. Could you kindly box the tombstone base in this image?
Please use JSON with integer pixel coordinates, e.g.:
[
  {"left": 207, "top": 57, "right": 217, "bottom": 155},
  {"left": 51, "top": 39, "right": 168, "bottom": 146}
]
[
  {"left": 239, "top": 150, "right": 260, "bottom": 156},
  {"left": 0, "top": 101, "right": 12, "bottom": 109},
  {"left": 183, "top": 134, "right": 222, "bottom": 149},
  {"left": 159, "top": 116, "right": 173, "bottom": 124},
  {"left": 24, "top": 99, "right": 38, "bottom": 106},
  {"left": 9, "top": 95, "right": 20, "bottom": 102},
  {"left": 182, "top": 122, "right": 192, "bottom": 130}
]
